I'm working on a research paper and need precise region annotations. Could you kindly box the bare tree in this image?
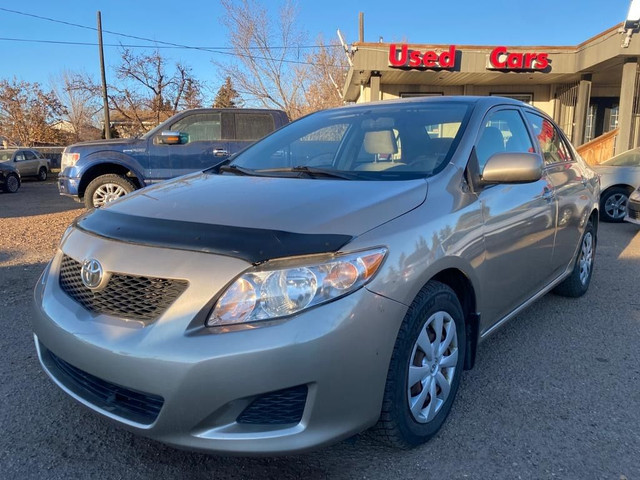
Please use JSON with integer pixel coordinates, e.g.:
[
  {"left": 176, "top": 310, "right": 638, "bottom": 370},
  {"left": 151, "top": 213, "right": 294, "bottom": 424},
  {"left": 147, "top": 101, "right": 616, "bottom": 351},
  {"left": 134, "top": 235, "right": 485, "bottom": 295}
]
[
  {"left": 302, "top": 37, "right": 348, "bottom": 114},
  {"left": 218, "top": 0, "right": 308, "bottom": 118},
  {"left": 115, "top": 49, "right": 202, "bottom": 129},
  {"left": 218, "top": 0, "right": 348, "bottom": 118},
  {"left": 51, "top": 71, "right": 102, "bottom": 142},
  {"left": 0, "top": 78, "right": 66, "bottom": 145}
]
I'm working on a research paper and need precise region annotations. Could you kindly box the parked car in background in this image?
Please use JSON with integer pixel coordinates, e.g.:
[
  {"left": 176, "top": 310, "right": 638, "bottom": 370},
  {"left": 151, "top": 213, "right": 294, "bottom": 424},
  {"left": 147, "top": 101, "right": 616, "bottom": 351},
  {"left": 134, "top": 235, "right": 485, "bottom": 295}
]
[
  {"left": 0, "top": 148, "right": 50, "bottom": 181},
  {"left": 58, "top": 108, "right": 289, "bottom": 209},
  {"left": 0, "top": 161, "right": 21, "bottom": 193},
  {"left": 33, "top": 97, "right": 599, "bottom": 455},
  {"left": 592, "top": 147, "right": 640, "bottom": 222},
  {"left": 625, "top": 185, "right": 640, "bottom": 225}
]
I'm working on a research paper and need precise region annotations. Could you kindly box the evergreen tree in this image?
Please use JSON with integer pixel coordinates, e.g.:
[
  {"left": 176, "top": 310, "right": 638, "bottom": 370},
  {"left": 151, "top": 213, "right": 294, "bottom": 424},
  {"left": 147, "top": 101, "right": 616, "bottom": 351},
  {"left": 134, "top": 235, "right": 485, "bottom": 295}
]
[{"left": 213, "top": 77, "right": 240, "bottom": 108}]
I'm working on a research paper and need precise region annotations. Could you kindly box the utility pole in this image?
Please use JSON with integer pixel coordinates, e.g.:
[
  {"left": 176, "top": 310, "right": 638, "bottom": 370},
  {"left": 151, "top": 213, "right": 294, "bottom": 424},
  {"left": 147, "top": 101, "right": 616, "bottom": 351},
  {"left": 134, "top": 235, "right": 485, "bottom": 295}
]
[{"left": 97, "top": 11, "right": 111, "bottom": 139}]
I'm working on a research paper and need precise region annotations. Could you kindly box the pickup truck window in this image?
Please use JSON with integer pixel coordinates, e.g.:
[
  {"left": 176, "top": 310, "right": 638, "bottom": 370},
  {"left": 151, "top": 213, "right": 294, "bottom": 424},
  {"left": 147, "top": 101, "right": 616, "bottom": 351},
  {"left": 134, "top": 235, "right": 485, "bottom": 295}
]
[
  {"left": 236, "top": 114, "right": 276, "bottom": 141},
  {"left": 171, "top": 113, "right": 222, "bottom": 143}
]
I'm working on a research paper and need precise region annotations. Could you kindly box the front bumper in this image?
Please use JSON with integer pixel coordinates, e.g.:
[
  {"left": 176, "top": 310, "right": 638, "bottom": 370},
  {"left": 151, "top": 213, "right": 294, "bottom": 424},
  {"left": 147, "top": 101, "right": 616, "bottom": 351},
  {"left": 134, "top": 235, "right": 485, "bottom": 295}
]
[
  {"left": 58, "top": 174, "right": 81, "bottom": 198},
  {"left": 625, "top": 197, "right": 640, "bottom": 226},
  {"left": 32, "top": 234, "right": 407, "bottom": 455}
]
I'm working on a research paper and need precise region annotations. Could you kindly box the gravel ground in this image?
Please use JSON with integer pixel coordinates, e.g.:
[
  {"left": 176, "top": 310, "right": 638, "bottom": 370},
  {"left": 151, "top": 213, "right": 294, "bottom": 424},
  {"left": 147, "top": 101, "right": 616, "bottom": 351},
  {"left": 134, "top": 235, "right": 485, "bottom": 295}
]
[{"left": 1, "top": 180, "right": 639, "bottom": 479}]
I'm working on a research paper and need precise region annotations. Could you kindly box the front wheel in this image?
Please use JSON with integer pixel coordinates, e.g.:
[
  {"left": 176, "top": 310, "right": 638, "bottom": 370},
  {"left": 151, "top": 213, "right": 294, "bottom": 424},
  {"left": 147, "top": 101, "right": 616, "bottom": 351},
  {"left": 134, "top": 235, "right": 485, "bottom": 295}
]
[
  {"left": 553, "top": 220, "right": 596, "bottom": 297},
  {"left": 600, "top": 187, "right": 629, "bottom": 222},
  {"left": 4, "top": 173, "right": 20, "bottom": 193},
  {"left": 374, "top": 281, "right": 466, "bottom": 448},
  {"left": 84, "top": 174, "right": 136, "bottom": 209}
]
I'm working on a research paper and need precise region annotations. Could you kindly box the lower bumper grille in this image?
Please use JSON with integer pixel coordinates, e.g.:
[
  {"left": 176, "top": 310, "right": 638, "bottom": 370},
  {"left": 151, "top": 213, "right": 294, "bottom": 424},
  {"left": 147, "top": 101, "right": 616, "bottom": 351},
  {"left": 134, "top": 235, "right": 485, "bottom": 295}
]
[
  {"left": 237, "top": 385, "right": 308, "bottom": 425},
  {"left": 628, "top": 203, "right": 640, "bottom": 220},
  {"left": 41, "top": 344, "right": 163, "bottom": 425}
]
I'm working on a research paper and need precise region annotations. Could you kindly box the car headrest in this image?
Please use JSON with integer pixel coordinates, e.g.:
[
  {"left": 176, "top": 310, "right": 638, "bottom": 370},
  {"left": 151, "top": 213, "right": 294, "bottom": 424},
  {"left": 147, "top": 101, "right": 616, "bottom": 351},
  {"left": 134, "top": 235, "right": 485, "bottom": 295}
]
[{"left": 364, "top": 130, "right": 398, "bottom": 155}]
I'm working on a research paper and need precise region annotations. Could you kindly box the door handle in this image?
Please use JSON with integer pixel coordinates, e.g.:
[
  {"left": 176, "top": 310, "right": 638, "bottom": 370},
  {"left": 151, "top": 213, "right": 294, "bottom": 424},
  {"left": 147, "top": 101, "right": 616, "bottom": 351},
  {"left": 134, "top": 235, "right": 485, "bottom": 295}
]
[{"left": 213, "top": 149, "right": 229, "bottom": 157}]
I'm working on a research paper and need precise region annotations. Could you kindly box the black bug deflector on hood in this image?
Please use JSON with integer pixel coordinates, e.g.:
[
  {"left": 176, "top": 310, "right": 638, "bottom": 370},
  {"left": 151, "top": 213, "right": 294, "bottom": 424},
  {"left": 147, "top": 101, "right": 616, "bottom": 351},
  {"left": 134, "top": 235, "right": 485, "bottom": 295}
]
[{"left": 74, "top": 209, "right": 353, "bottom": 264}]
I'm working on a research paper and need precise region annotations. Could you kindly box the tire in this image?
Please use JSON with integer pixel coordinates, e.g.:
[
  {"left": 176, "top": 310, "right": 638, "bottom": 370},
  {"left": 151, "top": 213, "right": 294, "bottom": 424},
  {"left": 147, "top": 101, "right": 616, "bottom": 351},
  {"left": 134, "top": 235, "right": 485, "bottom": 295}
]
[
  {"left": 83, "top": 174, "right": 136, "bottom": 209},
  {"left": 374, "top": 281, "right": 466, "bottom": 449},
  {"left": 553, "top": 220, "right": 596, "bottom": 298},
  {"left": 600, "top": 187, "right": 629, "bottom": 223},
  {"left": 3, "top": 173, "right": 20, "bottom": 193},
  {"left": 37, "top": 167, "right": 47, "bottom": 181}
]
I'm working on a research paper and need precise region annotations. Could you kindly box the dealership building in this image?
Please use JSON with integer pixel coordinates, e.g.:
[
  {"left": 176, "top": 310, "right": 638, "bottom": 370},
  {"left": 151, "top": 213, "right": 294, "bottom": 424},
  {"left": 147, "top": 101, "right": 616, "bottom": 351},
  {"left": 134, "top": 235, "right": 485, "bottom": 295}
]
[{"left": 342, "top": 23, "right": 640, "bottom": 159}]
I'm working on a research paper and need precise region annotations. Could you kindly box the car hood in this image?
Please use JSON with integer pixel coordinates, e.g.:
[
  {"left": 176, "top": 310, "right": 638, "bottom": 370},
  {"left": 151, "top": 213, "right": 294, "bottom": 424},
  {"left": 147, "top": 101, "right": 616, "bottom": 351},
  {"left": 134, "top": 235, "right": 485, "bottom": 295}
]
[
  {"left": 67, "top": 138, "right": 141, "bottom": 152},
  {"left": 0, "top": 162, "right": 18, "bottom": 174},
  {"left": 75, "top": 172, "right": 427, "bottom": 262},
  {"left": 104, "top": 172, "right": 428, "bottom": 236}
]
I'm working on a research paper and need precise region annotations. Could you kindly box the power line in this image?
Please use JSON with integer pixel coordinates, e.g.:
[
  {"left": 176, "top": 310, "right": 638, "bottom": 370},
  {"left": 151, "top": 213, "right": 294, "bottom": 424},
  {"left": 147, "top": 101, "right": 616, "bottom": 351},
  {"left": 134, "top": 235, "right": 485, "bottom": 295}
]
[{"left": 0, "top": 7, "right": 341, "bottom": 51}]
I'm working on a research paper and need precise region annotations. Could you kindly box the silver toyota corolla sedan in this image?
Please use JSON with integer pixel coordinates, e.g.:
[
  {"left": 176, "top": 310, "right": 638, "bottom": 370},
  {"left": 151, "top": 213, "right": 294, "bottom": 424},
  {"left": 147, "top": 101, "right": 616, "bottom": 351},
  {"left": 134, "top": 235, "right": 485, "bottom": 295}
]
[{"left": 32, "top": 97, "right": 600, "bottom": 455}]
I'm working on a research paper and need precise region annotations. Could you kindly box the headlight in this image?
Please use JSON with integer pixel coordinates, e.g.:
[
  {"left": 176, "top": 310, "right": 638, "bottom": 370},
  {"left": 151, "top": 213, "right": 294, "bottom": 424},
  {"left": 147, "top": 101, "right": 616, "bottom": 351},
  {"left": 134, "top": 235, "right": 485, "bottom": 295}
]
[
  {"left": 60, "top": 151, "right": 80, "bottom": 170},
  {"left": 207, "top": 247, "right": 387, "bottom": 327},
  {"left": 630, "top": 189, "right": 640, "bottom": 201}
]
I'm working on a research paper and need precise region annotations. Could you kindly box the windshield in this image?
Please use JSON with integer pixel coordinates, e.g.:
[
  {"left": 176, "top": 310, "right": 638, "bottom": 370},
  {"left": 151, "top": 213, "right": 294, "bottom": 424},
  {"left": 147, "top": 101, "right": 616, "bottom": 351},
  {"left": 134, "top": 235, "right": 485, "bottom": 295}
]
[
  {"left": 228, "top": 102, "right": 471, "bottom": 180},
  {"left": 600, "top": 148, "right": 640, "bottom": 167},
  {"left": 0, "top": 150, "right": 15, "bottom": 162}
]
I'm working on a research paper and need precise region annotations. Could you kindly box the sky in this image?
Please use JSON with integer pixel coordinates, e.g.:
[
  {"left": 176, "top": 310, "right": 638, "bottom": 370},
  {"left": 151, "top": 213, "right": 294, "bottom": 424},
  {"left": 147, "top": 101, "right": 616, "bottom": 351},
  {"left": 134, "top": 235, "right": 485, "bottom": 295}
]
[{"left": 0, "top": 0, "right": 632, "bottom": 101}]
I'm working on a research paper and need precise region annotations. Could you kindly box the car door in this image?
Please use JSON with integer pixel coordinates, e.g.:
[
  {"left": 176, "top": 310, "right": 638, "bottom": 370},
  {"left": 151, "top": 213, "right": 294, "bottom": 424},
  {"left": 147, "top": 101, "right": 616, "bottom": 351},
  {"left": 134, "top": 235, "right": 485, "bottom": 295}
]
[
  {"left": 474, "top": 107, "right": 558, "bottom": 326},
  {"left": 147, "top": 112, "right": 230, "bottom": 178},
  {"left": 524, "top": 111, "right": 590, "bottom": 274},
  {"left": 24, "top": 150, "right": 41, "bottom": 175},
  {"left": 13, "top": 151, "right": 30, "bottom": 176}
]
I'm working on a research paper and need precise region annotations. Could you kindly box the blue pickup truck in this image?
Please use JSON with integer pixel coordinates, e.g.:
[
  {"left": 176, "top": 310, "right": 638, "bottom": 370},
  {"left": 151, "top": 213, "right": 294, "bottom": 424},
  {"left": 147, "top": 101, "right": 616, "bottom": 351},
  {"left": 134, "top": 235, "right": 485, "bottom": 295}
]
[{"left": 59, "top": 108, "right": 289, "bottom": 208}]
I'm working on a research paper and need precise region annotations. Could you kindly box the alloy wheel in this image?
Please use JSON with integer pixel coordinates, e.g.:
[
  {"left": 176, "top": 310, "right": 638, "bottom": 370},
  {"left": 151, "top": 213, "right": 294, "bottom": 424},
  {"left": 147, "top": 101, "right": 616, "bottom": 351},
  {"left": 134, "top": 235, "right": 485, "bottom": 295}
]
[
  {"left": 579, "top": 231, "right": 594, "bottom": 285},
  {"left": 6, "top": 175, "right": 19, "bottom": 192},
  {"left": 92, "top": 183, "right": 128, "bottom": 207},
  {"left": 407, "top": 311, "right": 458, "bottom": 423},
  {"left": 604, "top": 193, "right": 627, "bottom": 220}
]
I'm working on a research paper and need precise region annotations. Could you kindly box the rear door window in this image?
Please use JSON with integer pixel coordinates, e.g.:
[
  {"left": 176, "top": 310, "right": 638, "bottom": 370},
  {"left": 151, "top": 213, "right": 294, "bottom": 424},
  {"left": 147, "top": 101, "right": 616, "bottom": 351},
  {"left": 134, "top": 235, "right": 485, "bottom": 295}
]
[
  {"left": 24, "top": 151, "right": 37, "bottom": 161},
  {"left": 235, "top": 113, "right": 275, "bottom": 141}
]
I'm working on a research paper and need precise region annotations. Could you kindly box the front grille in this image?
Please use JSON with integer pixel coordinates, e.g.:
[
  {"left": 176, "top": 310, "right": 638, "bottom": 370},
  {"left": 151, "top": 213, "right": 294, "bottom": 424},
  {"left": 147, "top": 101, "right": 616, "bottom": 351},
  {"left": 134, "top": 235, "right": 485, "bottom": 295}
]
[
  {"left": 628, "top": 204, "right": 640, "bottom": 220},
  {"left": 42, "top": 345, "right": 164, "bottom": 425},
  {"left": 237, "top": 385, "right": 308, "bottom": 425},
  {"left": 59, "top": 255, "right": 188, "bottom": 322}
]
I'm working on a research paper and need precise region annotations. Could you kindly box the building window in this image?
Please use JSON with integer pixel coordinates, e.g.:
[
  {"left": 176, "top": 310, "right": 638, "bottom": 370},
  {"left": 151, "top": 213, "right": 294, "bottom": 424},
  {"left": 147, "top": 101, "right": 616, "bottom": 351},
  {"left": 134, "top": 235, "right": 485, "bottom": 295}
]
[
  {"left": 609, "top": 105, "right": 619, "bottom": 131},
  {"left": 489, "top": 93, "right": 533, "bottom": 104}
]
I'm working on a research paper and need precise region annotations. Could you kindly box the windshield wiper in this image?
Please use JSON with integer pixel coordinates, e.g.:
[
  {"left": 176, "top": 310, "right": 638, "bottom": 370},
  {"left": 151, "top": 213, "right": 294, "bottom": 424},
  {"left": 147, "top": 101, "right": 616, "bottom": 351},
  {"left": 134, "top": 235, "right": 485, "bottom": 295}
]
[
  {"left": 254, "top": 166, "right": 358, "bottom": 180},
  {"left": 218, "top": 165, "right": 257, "bottom": 176}
]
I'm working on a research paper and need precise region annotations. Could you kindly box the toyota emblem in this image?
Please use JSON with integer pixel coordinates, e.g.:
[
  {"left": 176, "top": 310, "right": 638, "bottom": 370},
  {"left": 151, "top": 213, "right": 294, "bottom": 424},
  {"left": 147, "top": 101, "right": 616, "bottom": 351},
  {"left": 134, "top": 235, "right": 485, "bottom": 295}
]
[{"left": 81, "top": 259, "right": 104, "bottom": 290}]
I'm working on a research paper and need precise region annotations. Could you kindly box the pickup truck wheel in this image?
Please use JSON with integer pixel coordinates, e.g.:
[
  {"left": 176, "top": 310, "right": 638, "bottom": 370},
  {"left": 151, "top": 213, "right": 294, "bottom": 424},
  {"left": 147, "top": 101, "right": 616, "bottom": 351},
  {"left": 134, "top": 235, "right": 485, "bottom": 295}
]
[
  {"left": 37, "top": 167, "right": 48, "bottom": 181},
  {"left": 4, "top": 173, "right": 20, "bottom": 193},
  {"left": 84, "top": 174, "right": 136, "bottom": 209},
  {"left": 374, "top": 281, "right": 465, "bottom": 448}
]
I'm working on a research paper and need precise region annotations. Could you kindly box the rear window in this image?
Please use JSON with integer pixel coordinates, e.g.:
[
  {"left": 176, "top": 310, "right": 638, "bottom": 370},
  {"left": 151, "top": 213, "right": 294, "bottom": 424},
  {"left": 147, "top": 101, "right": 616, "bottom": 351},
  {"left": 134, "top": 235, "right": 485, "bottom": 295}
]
[{"left": 236, "top": 114, "right": 276, "bottom": 141}]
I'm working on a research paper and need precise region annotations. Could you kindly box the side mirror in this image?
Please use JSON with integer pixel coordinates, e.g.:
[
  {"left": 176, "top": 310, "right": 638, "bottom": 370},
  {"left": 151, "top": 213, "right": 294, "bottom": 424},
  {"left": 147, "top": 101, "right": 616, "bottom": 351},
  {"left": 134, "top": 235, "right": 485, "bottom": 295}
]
[
  {"left": 158, "top": 131, "right": 184, "bottom": 145},
  {"left": 481, "top": 152, "right": 543, "bottom": 184}
]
